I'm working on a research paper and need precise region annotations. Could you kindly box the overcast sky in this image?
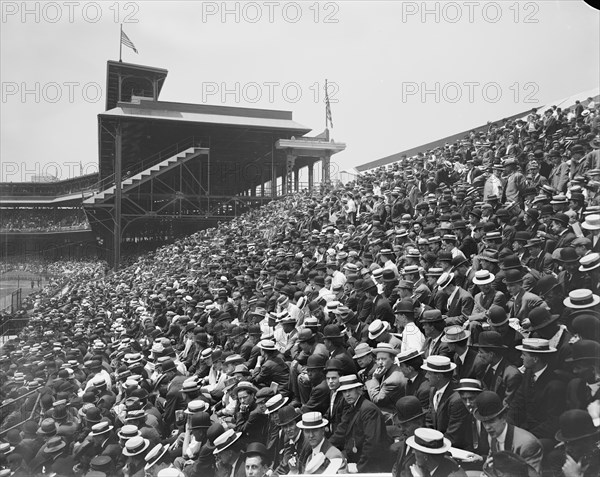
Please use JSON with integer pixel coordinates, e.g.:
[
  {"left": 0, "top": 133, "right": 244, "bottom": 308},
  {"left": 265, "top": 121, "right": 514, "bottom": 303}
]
[{"left": 1, "top": 1, "right": 599, "bottom": 181}]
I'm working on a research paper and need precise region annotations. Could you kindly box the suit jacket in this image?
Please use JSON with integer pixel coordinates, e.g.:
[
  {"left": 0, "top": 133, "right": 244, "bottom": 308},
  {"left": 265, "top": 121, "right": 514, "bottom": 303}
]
[
  {"left": 481, "top": 358, "right": 522, "bottom": 407},
  {"left": 428, "top": 286, "right": 448, "bottom": 313},
  {"left": 253, "top": 354, "right": 290, "bottom": 389},
  {"left": 508, "top": 367, "right": 567, "bottom": 440},
  {"left": 403, "top": 370, "right": 431, "bottom": 413},
  {"left": 392, "top": 437, "right": 416, "bottom": 477},
  {"left": 508, "top": 289, "right": 545, "bottom": 322},
  {"left": 454, "top": 348, "right": 486, "bottom": 380},
  {"left": 427, "top": 384, "right": 470, "bottom": 448},
  {"left": 444, "top": 288, "right": 474, "bottom": 325},
  {"left": 330, "top": 396, "right": 392, "bottom": 472},
  {"left": 554, "top": 228, "right": 577, "bottom": 250},
  {"left": 527, "top": 250, "right": 554, "bottom": 275},
  {"left": 470, "top": 289, "right": 507, "bottom": 320},
  {"left": 330, "top": 345, "right": 357, "bottom": 375},
  {"left": 372, "top": 295, "right": 395, "bottom": 326},
  {"left": 430, "top": 456, "right": 468, "bottom": 477},
  {"left": 488, "top": 424, "right": 543, "bottom": 476},
  {"left": 422, "top": 335, "right": 453, "bottom": 359},
  {"left": 301, "top": 378, "right": 330, "bottom": 415},
  {"left": 326, "top": 390, "right": 348, "bottom": 436},
  {"left": 365, "top": 364, "right": 405, "bottom": 414}
]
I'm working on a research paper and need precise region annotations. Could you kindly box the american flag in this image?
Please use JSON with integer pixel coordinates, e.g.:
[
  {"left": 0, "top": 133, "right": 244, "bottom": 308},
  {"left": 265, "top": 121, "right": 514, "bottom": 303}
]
[
  {"left": 121, "top": 29, "right": 138, "bottom": 54},
  {"left": 325, "top": 79, "right": 333, "bottom": 129}
]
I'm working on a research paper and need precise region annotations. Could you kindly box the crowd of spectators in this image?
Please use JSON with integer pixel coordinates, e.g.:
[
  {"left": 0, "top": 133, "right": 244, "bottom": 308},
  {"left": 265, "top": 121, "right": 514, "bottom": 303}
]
[
  {"left": 0, "top": 99, "right": 599, "bottom": 477},
  {"left": 1, "top": 209, "right": 90, "bottom": 233}
]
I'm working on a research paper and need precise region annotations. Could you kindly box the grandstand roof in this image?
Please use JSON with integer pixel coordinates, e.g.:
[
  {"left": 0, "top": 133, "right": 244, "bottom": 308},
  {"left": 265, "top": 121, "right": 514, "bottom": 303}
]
[{"left": 100, "top": 98, "right": 310, "bottom": 132}]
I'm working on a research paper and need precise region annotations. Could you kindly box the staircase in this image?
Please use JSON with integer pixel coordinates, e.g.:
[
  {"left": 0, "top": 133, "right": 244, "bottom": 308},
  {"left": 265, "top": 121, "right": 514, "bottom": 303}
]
[{"left": 83, "top": 147, "right": 208, "bottom": 205}]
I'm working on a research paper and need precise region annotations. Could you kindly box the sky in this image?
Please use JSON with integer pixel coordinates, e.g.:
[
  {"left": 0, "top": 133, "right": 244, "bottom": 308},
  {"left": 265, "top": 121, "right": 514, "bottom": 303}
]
[{"left": 1, "top": 1, "right": 599, "bottom": 182}]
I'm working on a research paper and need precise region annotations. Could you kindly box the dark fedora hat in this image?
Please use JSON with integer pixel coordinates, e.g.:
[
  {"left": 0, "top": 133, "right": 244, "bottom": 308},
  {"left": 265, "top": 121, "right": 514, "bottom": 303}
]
[
  {"left": 503, "top": 269, "right": 524, "bottom": 284},
  {"left": 421, "top": 310, "right": 444, "bottom": 323},
  {"left": 395, "top": 396, "right": 426, "bottom": 423},
  {"left": 472, "top": 331, "right": 507, "bottom": 349},
  {"left": 277, "top": 405, "right": 300, "bottom": 426},
  {"left": 500, "top": 255, "right": 523, "bottom": 270},
  {"left": 527, "top": 306, "right": 560, "bottom": 331},
  {"left": 354, "top": 278, "right": 377, "bottom": 294},
  {"left": 551, "top": 213, "right": 570, "bottom": 226},
  {"left": 322, "top": 324, "right": 344, "bottom": 339},
  {"left": 473, "top": 391, "right": 507, "bottom": 422},
  {"left": 555, "top": 409, "right": 600, "bottom": 443},
  {"left": 558, "top": 247, "right": 579, "bottom": 263},
  {"left": 244, "top": 442, "right": 270, "bottom": 461},
  {"left": 306, "top": 354, "right": 327, "bottom": 370},
  {"left": 565, "top": 340, "right": 600, "bottom": 363}
]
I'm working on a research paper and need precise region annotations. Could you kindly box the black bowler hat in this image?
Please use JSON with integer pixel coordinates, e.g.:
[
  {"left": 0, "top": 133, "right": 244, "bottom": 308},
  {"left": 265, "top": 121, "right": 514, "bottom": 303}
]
[{"left": 395, "top": 396, "right": 426, "bottom": 424}]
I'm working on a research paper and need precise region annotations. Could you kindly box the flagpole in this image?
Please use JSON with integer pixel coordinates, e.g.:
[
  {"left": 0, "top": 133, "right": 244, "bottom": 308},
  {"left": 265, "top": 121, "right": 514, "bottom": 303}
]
[
  {"left": 119, "top": 24, "right": 123, "bottom": 62},
  {"left": 325, "top": 79, "right": 328, "bottom": 131}
]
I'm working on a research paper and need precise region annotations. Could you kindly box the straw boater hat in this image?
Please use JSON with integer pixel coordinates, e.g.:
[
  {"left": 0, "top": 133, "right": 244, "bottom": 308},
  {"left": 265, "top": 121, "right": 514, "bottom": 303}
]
[
  {"left": 455, "top": 378, "right": 484, "bottom": 393},
  {"left": 563, "top": 289, "right": 600, "bottom": 309},
  {"left": 406, "top": 428, "right": 451, "bottom": 454},
  {"left": 515, "top": 338, "right": 557, "bottom": 354},
  {"left": 144, "top": 443, "right": 169, "bottom": 471},
  {"left": 122, "top": 436, "right": 150, "bottom": 457},
  {"left": 395, "top": 349, "right": 423, "bottom": 365},
  {"left": 296, "top": 411, "right": 329, "bottom": 429},
  {"left": 264, "top": 394, "right": 289, "bottom": 415},
  {"left": 212, "top": 429, "right": 242, "bottom": 454},
  {"left": 368, "top": 320, "right": 390, "bottom": 339},
  {"left": 579, "top": 253, "right": 600, "bottom": 272},
  {"left": 421, "top": 355, "right": 457, "bottom": 373},
  {"left": 352, "top": 343, "right": 373, "bottom": 359},
  {"left": 441, "top": 325, "right": 470, "bottom": 343},
  {"left": 472, "top": 270, "right": 495, "bottom": 286},
  {"left": 371, "top": 342, "right": 399, "bottom": 356}
]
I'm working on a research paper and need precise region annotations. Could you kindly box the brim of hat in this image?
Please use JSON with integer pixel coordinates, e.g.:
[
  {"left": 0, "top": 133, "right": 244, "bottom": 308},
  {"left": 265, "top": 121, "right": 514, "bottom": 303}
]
[
  {"left": 580, "top": 262, "right": 600, "bottom": 272},
  {"left": 91, "top": 425, "right": 114, "bottom": 436},
  {"left": 353, "top": 350, "right": 372, "bottom": 359},
  {"left": 181, "top": 386, "right": 202, "bottom": 394},
  {"left": 398, "top": 410, "right": 427, "bottom": 424},
  {"left": 372, "top": 347, "right": 399, "bottom": 356},
  {"left": 44, "top": 442, "right": 67, "bottom": 453},
  {"left": 555, "top": 427, "right": 600, "bottom": 443},
  {"left": 297, "top": 419, "right": 329, "bottom": 429},
  {"left": 265, "top": 396, "right": 290, "bottom": 415},
  {"left": 581, "top": 223, "right": 600, "bottom": 230},
  {"left": 477, "top": 256, "right": 499, "bottom": 263},
  {"left": 421, "top": 362, "right": 457, "bottom": 372},
  {"left": 472, "top": 277, "right": 495, "bottom": 285},
  {"left": 441, "top": 331, "right": 471, "bottom": 343},
  {"left": 471, "top": 343, "right": 507, "bottom": 349},
  {"left": 323, "top": 334, "right": 344, "bottom": 339},
  {"left": 145, "top": 446, "right": 170, "bottom": 471},
  {"left": 406, "top": 435, "right": 451, "bottom": 454},
  {"left": 528, "top": 314, "right": 560, "bottom": 331},
  {"left": 123, "top": 438, "right": 150, "bottom": 456},
  {"left": 563, "top": 295, "right": 600, "bottom": 308},
  {"left": 455, "top": 386, "right": 484, "bottom": 393},
  {"left": 213, "top": 432, "right": 242, "bottom": 453},
  {"left": 473, "top": 405, "right": 508, "bottom": 422},
  {"left": 278, "top": 414, "right": 301, "bottom": 427},
  {"left": 514, "top": 345, "right": 557, "bottom": 353},
  {"left": 117, "top": 430, "right": 141, "bottom": 440}
]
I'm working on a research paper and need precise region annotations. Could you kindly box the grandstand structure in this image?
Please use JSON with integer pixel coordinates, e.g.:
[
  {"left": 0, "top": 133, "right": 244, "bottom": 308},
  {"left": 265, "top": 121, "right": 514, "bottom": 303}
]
[
  {"left": 1, "top": 60, "right": 346, "bottom": 268},
  {"left": 0, "top": 174, "right": 99, "bottom": 262},
  {"left": 84, "top": 60, "right": 345, "bottom": 268}
]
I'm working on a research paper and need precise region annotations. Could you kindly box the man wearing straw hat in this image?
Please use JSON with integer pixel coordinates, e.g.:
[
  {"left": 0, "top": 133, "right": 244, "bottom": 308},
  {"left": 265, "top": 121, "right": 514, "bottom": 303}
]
[
  {"left": 405, "top": 428, "right": 467, "bottom": 477},
  {"left": 330, "top": 375, "right": 392, "bottom": 473},
  {"left": 292, "top": 412, "right": 345, "bottom": 475},
  {"left": 509, "top": 338, "right": 567, "bottom": 446}
]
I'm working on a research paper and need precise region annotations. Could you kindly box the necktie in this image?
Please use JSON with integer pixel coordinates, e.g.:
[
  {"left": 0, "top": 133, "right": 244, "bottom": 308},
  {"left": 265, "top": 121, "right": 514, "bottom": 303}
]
[
  {"left": 471, "top": 416, "right": 479, "bottom": 450},
  {"left": 483, "top": 366, "right": 494, "bottom": 389},
  {"left": 433, "top": 391, "right": 441, "bottom": 411},
  {"left": 491, "top": 436, "right": 500, "bottom": 453}
]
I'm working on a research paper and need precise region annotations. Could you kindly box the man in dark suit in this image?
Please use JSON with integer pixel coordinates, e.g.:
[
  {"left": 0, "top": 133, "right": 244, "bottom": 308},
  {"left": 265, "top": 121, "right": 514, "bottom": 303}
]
[
  {"left": 474, "top": 391, "right": 543, "bottom": 477},
  {"left": 330, "top": 375, "right": 392, "bottom": 473},
  {"left": 391, "top": 396, "right": 426, "bottom": 477},
  {"left": 472, "top": 331, "right": 522, "bottom": 408},
  {"left": 366, "top": 282, "right": 395, "bottom": 326},
  {"left": 508, "top": 339, "right": 567, "bottom": 445},
  {"left": 420, "top": 310, "right": 453, "bottom": 359},
  {"left": 422, "top": 355, "right": 470, "bottom": 449},
  {"left": 504, "top": 270, "right": 546, "bottom": 323},
  {"left": 322, "top": 325, "right": 357, "bottom": 376},
  {"left": 441, "top": 326, "right": 485, "bottom": 380},
  {"left": 527, "top": 306, "right": 573, "bottom": 377},
  {"left": 437, "top": 272, "right": 474, "bottom": 326},
  {"left": 524, "top": 237, "right": 553, "bottom": 274},
  {"left": 300, "top": 355, "right": 330, "bottom": 415},
  {"left": 252, "top": 340, "right": 290, "bottom": 390},
  {"left": 396, "top": 350, "right": 431, "bottom": 413},
  {"left": 324, "top": 359, "right": 348, "bottom": 436}
]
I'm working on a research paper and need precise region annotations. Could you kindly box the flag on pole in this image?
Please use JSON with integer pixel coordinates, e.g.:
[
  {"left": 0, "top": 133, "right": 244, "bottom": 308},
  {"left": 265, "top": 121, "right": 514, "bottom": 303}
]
[
  {"left": 121, "top": 29, "right": 138, "bottom": 53},
  {"left": 325, "top": 79, "right": 333, "bottom": 129}
]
